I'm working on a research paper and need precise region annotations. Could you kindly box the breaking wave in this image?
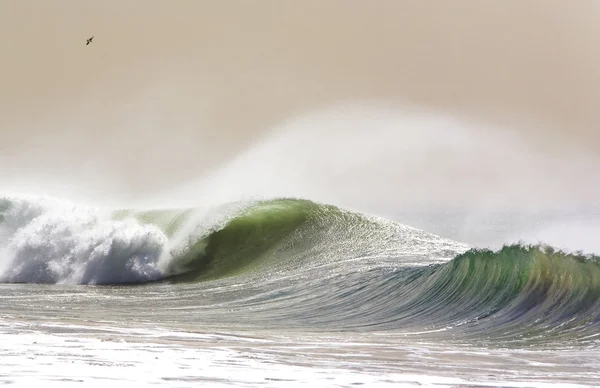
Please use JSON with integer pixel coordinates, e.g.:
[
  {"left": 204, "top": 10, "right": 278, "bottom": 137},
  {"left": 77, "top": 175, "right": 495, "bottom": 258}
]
[{"left": 1, "top": 194, "right": 599, "bottom": 342}]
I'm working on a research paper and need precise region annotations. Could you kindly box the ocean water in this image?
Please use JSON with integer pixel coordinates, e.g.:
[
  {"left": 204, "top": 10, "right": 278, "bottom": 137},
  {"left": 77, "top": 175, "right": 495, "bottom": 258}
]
[
  {"left": 1, "top": 194, "right": 599, "bottom": 387},
  {"left": 2, "top": 1, "right": 600, "bottom": 386}
]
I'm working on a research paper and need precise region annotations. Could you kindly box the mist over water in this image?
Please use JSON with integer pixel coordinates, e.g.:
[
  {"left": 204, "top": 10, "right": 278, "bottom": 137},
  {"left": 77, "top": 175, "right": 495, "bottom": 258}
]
[
  {"left": 129, "top": 102, "right": 598, "bottom": 254},
  {"left": 2, "top": 100, "right": 600, "bottom": 253}
]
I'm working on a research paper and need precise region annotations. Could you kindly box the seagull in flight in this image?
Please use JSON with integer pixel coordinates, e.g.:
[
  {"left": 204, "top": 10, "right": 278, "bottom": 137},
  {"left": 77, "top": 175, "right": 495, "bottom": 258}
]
[{"left": 86, "top": 36, "right": 94, "bottom": 46}]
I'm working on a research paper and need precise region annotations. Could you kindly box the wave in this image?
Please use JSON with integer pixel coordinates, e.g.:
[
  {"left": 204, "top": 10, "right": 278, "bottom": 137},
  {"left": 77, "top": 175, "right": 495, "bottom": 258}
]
[
  {"left": 0, "top": 194, "right": 461, "bottom": 284},
  {"left": 380, "top": 244, "right": 600, "bottom": 340},
  {"left": 1, "top": 194, "right": 599, "bottom": 342}
]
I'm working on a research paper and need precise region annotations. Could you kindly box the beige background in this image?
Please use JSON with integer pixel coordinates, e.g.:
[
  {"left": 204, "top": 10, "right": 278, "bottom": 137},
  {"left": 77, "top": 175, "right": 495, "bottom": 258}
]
[{"left": 0, "top": 1, "right": 599, "bottom": 210}]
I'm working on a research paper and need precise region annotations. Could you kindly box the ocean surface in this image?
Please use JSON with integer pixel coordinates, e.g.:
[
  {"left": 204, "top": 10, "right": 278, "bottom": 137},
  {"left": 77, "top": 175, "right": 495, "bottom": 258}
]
[{"left": 1, "top": 193, "right": 599, "bottom": 387}]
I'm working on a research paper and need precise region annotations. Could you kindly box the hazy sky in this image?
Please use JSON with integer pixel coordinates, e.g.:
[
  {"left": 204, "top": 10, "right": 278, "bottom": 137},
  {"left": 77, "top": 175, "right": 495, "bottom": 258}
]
[{"left": 0, "top": 1, "right": 599, "bottom": 210}]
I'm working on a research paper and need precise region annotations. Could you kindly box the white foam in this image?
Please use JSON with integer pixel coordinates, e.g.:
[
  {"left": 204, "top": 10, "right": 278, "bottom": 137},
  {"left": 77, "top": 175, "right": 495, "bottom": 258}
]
[
  {"left": 0, "top": 328, "right": 595, "bottom": 388},
  {"left": 0, "top": 194, "right": 168, "bottom": 284}
]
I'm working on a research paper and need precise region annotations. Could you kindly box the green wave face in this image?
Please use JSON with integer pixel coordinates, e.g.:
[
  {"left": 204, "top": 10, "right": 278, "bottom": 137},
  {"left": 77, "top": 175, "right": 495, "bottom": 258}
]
[
  {"left": 119, "top": 198, "right": 422, "bottom": 282},
  {"left": 166, "top": 199, "right": 317, "bottom": 281},
  {"left": 109, "top": 199, "right": 324, "bottom": 281}
]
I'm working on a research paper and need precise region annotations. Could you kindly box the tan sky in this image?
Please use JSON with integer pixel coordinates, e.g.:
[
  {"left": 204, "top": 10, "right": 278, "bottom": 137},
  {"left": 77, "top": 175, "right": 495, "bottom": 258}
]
[{"left": 0, "top": 1, "right": 598, "bottom": 208}]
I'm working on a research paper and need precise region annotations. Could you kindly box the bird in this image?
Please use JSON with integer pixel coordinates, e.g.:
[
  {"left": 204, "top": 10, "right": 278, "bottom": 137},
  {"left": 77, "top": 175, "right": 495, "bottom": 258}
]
[{"left": 86, "top": 36, "right": 94, "bottom": 46}]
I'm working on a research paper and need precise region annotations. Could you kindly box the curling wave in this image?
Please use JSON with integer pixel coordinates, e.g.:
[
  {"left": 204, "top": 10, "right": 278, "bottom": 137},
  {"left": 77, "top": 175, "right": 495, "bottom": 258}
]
[{"left": 0, "top": 194, "right": 461, "bottom": 284}]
